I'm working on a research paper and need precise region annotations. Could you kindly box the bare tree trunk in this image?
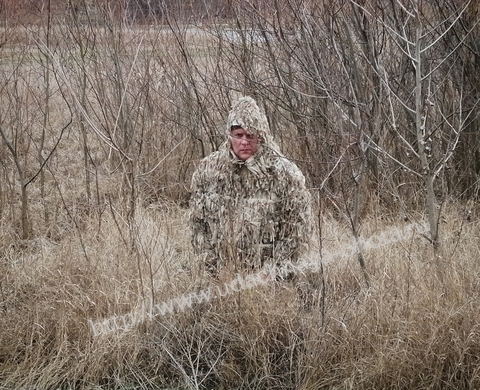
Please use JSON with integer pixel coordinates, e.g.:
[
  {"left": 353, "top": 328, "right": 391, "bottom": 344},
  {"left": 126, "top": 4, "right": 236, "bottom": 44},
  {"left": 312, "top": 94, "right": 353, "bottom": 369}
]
[
  {"left": 39, "top": 0, "right": 52, "bottom": 226},
  {"left": 414, "top": 26, "right": 440, "bottom": 261},
  {"left": 0, "top": 126, "right": 29, "bottom": 239}
]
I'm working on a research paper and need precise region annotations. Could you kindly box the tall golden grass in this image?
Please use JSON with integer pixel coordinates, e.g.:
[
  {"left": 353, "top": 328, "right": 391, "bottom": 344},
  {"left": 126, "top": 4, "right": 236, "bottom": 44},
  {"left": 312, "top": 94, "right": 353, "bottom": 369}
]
[{"left": 2, "top": 200, "right": 480, "bottom": 389}]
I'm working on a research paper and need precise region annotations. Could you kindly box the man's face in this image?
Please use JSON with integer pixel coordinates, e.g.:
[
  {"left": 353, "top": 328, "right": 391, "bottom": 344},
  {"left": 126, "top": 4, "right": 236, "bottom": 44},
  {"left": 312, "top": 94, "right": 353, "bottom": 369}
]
[{"left": 230, "top": 128, "right": 259, "bottom": 161}]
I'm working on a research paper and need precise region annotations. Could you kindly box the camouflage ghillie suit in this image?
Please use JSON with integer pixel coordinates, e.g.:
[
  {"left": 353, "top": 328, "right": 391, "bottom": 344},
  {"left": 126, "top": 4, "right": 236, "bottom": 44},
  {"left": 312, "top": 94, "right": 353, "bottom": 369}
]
[{"left": 190, "top": 97, "right": 313, "bottom": 275}]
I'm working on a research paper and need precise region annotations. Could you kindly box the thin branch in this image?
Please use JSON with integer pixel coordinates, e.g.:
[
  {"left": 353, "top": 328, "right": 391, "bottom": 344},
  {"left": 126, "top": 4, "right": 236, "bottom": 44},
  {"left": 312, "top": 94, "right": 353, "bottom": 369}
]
[
  {"left": 420, "top": 0, "right": 472, "bottom": 54},
  {"left": 317, "top": 147, "right": 351, "bottom": 191},
  {"left": 25, "top": 117, "right": 72, "bottom": 187},
  {"left": 422, "top": 16, "right": 480, "bottom": 80},
  {"left": 368, "top": 139, "right": 423, "bottom": 179},
  {"left": 140, "top": 135, "right": 188, "bottom": 177}
]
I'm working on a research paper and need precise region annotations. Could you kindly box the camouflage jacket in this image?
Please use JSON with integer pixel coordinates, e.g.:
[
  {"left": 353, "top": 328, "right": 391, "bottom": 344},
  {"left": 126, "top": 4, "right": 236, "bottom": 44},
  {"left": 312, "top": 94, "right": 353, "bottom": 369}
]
[{"left": 190, "top": 97, "right": 313, "bottom": 273}]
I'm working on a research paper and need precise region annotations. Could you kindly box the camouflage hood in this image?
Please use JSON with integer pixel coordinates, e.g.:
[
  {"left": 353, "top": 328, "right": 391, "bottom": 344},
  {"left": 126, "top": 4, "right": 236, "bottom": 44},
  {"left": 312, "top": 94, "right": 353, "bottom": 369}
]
[{"left": 223, "top": 96, "right": 281, "bottom": 160}]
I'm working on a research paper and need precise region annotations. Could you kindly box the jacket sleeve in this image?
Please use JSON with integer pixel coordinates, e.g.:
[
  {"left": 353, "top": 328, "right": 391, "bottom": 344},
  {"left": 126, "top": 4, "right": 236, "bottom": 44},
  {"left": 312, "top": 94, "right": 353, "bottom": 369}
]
[
  {"left": 189, "top": 162, "right": 218, "bottom": 273},
  {"left": 273, "top": 162, "right": 314, "bottom": 266}
]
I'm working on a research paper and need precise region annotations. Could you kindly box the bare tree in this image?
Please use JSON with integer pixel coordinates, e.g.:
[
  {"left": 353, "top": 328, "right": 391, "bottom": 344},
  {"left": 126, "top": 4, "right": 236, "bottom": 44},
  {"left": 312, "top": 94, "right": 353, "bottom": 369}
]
[{"left": 358, "top": 1, "right": 476, "bottom": 257}]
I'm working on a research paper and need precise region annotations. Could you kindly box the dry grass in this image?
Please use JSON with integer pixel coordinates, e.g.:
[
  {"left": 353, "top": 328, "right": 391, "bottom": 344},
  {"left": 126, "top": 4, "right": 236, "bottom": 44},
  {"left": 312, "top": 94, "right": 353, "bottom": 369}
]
[
  {"left": 1, "top": 201, "right": 480, "bottom": 389},
  {"left": 1, "top": 9, "right": 480, "bottom": 389}
]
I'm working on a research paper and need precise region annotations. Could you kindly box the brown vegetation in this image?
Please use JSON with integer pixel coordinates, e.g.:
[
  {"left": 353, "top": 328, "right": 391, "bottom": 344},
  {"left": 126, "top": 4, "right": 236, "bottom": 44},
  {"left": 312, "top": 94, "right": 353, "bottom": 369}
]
[{"left": 1, "top": 0, "right": 480, "bottom": 388}]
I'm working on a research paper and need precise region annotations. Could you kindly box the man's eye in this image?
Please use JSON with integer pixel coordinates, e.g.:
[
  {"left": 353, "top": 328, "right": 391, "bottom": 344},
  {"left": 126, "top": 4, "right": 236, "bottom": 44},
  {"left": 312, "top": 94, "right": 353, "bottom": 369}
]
[{"left": 231, "top": 133, "right": 256, "bottom": 141}]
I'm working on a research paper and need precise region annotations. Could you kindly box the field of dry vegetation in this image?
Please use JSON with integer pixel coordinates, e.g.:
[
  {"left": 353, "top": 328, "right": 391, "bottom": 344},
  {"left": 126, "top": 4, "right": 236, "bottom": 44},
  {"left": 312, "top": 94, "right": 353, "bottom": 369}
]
[{"left": 1, "top": 0, "right": 480, "bottom": 389}]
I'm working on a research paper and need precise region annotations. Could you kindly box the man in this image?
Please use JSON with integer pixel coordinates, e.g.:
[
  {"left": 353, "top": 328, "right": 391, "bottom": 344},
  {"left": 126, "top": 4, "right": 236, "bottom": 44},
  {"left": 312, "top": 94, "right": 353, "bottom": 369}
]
[{"left": 190, "top": 96, "right": 313, "bottom": 277}]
